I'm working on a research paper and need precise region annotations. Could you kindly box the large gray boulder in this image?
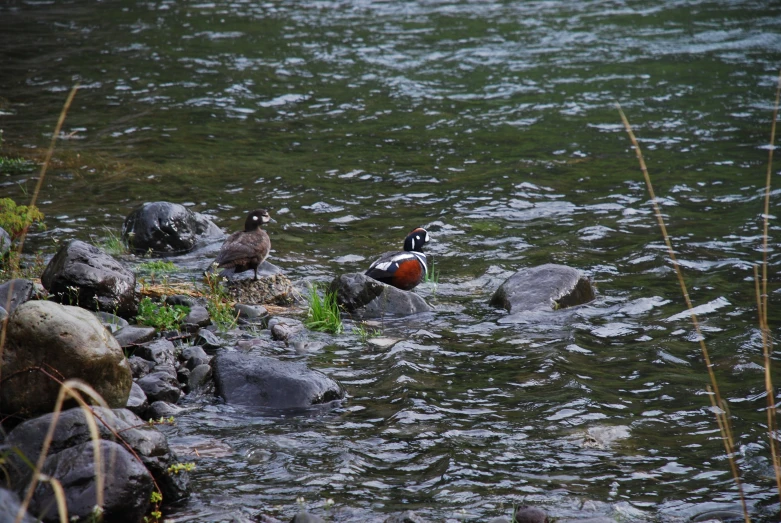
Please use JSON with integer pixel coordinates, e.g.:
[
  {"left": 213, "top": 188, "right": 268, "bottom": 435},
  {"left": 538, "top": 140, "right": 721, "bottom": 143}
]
[
  {"left": 4, "top": 407, "right": 189, "bottom": 503},
  {"left": 122, "top": 201, "right": 221, "bottom": 255},
  {"left": 0, "top": 225, "right": 11, "bottom": 256},
  {"left": 0, "top": 488, "right": 36, "bottom": 523},
  {"left": 41, "top": 240, "right": 138, "bottom": 318},
  {"left": 213, "top": 352, "right": 344, "bottom": 410},
  {"left": 28, "top": 440, "right": 152, "bottom": 523},
  {"left": 329, "top": 272, "right": 432, "bottom": 317},
  {"left": 490, "top": 264, "right": 594, "bottom": 313},
  {"left": 0, "top": 301, "right": 133, "bottom": 418}
]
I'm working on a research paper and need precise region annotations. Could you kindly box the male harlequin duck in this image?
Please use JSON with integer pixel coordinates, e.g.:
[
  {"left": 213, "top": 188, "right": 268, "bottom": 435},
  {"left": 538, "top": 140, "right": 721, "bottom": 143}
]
[
  {"left": 215, "top": 209, "right": 274, "bottom": 280},
  {"left": 365, "top": 227, "right": 430, "bottom": 291}
]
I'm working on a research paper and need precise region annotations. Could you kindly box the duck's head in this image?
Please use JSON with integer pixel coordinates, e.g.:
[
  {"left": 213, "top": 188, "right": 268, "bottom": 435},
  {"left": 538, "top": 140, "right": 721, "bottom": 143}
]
[{"left": 403, "top": 227, "right": 430, "bottom": 252}]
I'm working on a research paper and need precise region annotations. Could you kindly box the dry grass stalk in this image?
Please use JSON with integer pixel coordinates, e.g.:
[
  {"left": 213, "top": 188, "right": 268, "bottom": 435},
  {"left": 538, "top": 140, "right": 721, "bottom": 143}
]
[
  {"left": 616, "top": 103, "right": 749, "bottom": 521},
  {"left": 16, "top": 379, "right": 109, "bottom": 523},
  {"left": 759, "top": 69, "right": 781, "bottom": 506}
]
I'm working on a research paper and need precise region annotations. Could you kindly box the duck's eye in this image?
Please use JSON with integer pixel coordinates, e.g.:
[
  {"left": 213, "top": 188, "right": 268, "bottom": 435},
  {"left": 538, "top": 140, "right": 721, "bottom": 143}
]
[{"left": 253, "top": 216, "right": 259, "bottom": 221}]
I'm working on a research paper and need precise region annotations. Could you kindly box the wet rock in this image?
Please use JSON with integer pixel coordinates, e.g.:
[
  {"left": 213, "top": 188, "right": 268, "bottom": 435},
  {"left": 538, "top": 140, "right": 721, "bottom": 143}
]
[
  {"left": 512, "top": 506, "right": 548, "bottom": 523},
  {"left": 114, "top": 325, "right": 158, "bottom": 347},
  {"left": 291, "top": 513, "right": 326, "bottom": 523},
  {"left": 164, "top": 294, "right": 196, "bottom": 307},
  {"left": 182, "top": 346, "right": 211, "bottom": 370},
  {"left": 0, "top": 226, "right": 11, "bottom": 256},
  {"left": 257, "top": 516, "right": 284, "bottom": 523},
  {"left": 226, "top": 272, "right": 297, "bottom": 305},
  {"left": 177, "top": 366, "right": 191, "bottom": 383},
  {"left": 137, "top": 371, "right": 182, "bottom": 404},
  {"left": 330, "top": 272, "right": 432, "bottom": 317},
  {"left": 41, "top": 240, "right": 138, "bottom": 318},
  {"left": 0, "top": 305, "right": 7, "bottom": 323},
  {"left": 195, "top": 328, "right": 223, "bottom": 351},
  {"left": 127, "top": 356, "right": 155, "bottom": 379},
  {"left": 0, "top": 487, "right": 35, "bottom": 522},
  {"left": 367, "top": 337, "right": 398, "bottom": 349},
  {"left": 0, "top": 278, "right": 35, "bottom": 314},
  {"left": 146, "top": 400, "right": 185, "bottom": 419},
  {"left": 153, "top": 364, "right": 178, "bottom": 379},
  {"left": 187, "top": 363, "right": 213, "bottom": 392},
  {"left": 126, "top": 382, "right": 149, "bottom": 416},
  {"left": 183, "top": 304, "right": 211, "bottom": 327},
  {"left": 28, "top": 440, "right": 152, "bottom": 523},
  {"left": 94, "top": 310, "right": 129, "bottom": 333},
  {"left": 490, "top": 264, "right": 594, "bottom": 313},
  {"left": 122, "top": 201, "right": 222, "bottom": 255},
  {"left": 234, "top": 302, "right": 268, "bottom": 319},
  {"left": 4, "top": 407, "right": 189, "bottom": 504},
  {"left": 486, "top": 519, "right": 511, "bottom": 523},
  {"left": 213, "top": 352, "right": 344, "bottom": 409},
  {"left": 0, "top": 301, "right": 132, "bottom": 418},
  {"left": 269, "top": 316, "right": 305, "bottom": 343},
  {"left": 384, "top": 511, "right": 429, "bottom": 523},
  {"left": 135, "top": 338, "right": 176, "bottom": 366}
]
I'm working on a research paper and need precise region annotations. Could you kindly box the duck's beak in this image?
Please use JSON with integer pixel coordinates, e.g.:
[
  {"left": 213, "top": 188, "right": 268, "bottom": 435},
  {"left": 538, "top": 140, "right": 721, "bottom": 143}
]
[{"left": 268, "top": 217, "right": 277, "bottom": 224}]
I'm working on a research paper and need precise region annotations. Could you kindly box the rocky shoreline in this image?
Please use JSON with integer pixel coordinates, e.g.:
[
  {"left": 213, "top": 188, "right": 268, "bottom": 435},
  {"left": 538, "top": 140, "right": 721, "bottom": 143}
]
[{"left": 0, "top": 201, "right": 596, "bottom": 523}]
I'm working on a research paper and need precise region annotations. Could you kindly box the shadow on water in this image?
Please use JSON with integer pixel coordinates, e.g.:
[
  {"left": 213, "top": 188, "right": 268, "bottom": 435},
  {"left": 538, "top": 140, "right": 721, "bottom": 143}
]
[{"left": 2, "top": 0, "right": 781, "bottom": 521}]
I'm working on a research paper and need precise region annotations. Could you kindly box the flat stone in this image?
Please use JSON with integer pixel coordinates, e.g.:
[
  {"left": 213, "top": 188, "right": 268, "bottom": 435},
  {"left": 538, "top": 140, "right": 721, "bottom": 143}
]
[
  {"left": 195, "top": 328, "right": 223, "bottom": 351},
  {"left": 183, "top": 304, "right": 211, "bottom": 327},
  {"left": 135, "top": 338, "right": 176, "bottom": 366},
  {"left": 490, "top": 263, "right": 594, "bottom": 313},
  {"left": 136, "top": 371, "right": 182, "bottom": 404},
  {"left": 114, "top": 325, "right": 158, "bottom": 347},
  {"left": 234, "top": 303, "right": 268, "bottom": 319},
  {"left": 367, "top": 337, "right": 398, "bottom": 349}
]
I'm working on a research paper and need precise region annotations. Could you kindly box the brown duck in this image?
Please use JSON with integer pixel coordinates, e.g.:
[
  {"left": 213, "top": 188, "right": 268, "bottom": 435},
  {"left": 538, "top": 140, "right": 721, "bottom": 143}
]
[{"left": 215, "top": 209, "right": 274, "bottom": 280}]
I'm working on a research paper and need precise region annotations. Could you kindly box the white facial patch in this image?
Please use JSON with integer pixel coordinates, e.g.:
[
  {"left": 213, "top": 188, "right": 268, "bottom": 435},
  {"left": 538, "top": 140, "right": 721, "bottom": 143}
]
[
  {"left": 424, "top": 232, "right": 430, "bottom": 242},
  {"left": 411, "top": 238, "right": 415, "bottom": 250},
  {"left": 252, "top": 215, "right": 259, "bottom": 221}
]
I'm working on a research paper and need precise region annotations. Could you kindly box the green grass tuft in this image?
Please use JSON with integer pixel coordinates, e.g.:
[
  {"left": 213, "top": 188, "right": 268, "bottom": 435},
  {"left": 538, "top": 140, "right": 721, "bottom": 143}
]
[
  {"left": 137, "top": 260, "right": 176, "bottom": 273},
  {"left": 305, "top": 284, "right": 343, "bottom": 334},
  {"left": 96, "top": 227, "right": 129, "bottom": 256},
  {"left": 136, "top": 296, "right": 189, "bottom": 331},
  {"left": 424, "top": 257, "right": 439, "bottom": 285},
  {"left": 202, "top": 271, "right": 238, "bottom": 331}
]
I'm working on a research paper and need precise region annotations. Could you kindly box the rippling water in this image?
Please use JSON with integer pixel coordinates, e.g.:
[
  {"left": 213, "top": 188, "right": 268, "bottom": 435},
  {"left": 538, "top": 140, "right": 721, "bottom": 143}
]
[{"left": 2, "top": 0, "right": 781, "bottom": 521}]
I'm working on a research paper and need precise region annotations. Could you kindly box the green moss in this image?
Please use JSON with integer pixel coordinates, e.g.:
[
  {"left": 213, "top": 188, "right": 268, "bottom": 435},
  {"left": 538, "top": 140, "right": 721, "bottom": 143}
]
[{"left": 136, "top": 296, "right": 189, "bottom": 331}]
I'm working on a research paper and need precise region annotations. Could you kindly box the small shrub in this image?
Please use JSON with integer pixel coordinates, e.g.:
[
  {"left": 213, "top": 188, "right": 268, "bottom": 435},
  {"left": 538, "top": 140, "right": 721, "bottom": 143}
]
[
  {"left": 136, "top": 296, "right": 189, "bottom": 331},
  {"left": 0, "top": 197, "right": 44, "bottom": 242},
  {"left": 305, "top": 284, "right": 343, "bottom": 334},
  {"left": 203, "top": 270, "right": 238, "bottom": 331}
]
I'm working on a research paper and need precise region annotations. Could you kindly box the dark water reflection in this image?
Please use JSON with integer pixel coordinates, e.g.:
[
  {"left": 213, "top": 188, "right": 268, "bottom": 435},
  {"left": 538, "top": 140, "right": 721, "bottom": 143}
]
[{"left": 2, "top": 0, "right": 781, "bottom": 521}]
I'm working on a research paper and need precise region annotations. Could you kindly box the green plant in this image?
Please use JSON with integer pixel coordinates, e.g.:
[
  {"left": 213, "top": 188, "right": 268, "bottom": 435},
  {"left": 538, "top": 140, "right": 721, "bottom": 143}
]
[
  {"left": 202, "top": 270, "right": 238, "bottom": 331},
  {"left": 136, "top": 296, "right": 189, "bottom": 331},
  {"left": 137, "top": 260, "right": 176, "bottom": 273},
  {"left": 0, "top": 197, "right": 44, "bottom": 242},
  {"left": 423, "top": 257, "right": 439, "bottom": 285},
  {"left": 353, "top": 322, "right": 381, "bottom": 343},
  {"left": 305, "top": 284, "right": 343, "bottom": 334},
  {"left": 96, "top": 227, "right": 129, "bottom": 256},
  {"left": 167, "top": 462, "right": 195, "bottom": 474}
]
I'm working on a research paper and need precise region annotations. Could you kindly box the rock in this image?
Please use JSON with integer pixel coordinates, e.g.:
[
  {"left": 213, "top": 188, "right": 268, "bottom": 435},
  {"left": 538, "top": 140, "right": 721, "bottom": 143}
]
[
  {"left": 126, "top": 382, "right": 149, "bottom": 416},
  {"left": 164, "top": 294, "right": 195, "bottom": 307},
  {"left": 330, "top": 272, "right": 432, "bottom": 317},
  {"left": 183, "top": 304, "right": 211, "bottom": 327},
  {"left": 4, "top": 407, "right": 189, "bottom": 504},
  {"left": 0, "top": 226, "right": 11, "bottom": 256},
  {"left": 135, "top": 338, "right": 176, "bottom": 366},
  {"left": 195, "top": 328, "right": 223, "bottom": 351},
  {"left": 127, "top": 356, "right": 155, "bottom": 379},
  {"left": 0, "top": 278, "right": 35, "bottom": 314},
  {"left": 177, "top": 366, "right": 191, "bottom": 383},
  {"left": 153, "top": 364, "right": 178, "bottom": 379},
  {"left": 0, "top": 305, "right": 7, "bottom": 324},
  {"left": 367, "top": 337, "right": 398, "bottom": 349},
  {"left": 94, "top": 310, "right": 129, "bottom": 333},
  {"left": 486, "top": 519, "right": 511, "bottom": 523},
  {"left": 136, "top": 371, "right": 182, "bottom": 404},
  {"left": 0, "top": 487, "right": 36, "bottom": 523},
  {"left": 114, "top": 325, "right": 158, "bottom": 347},
  {"left": 234, "top": 303, "right": 268, "bottom": 319},
  {"left": 212, "top": 352, "right": 344, "bottom": 409},
  {"left": 27, "top": 440, "right": 153, "bottom": 523},
  {"left": 182, "top": 346, "right": 211, "bottom": 370},
  {"left": 146, "top": 400, "right": 185, "bottom": 419},
  {"left": 0, "top": 301, "right": 132, "bottom": 418},
  {"left": 513, "top": 506, "right": 548, "bottom": 523},
  {"left": 384, "top": 511, "right": 428, "bottom": 523},
  {"left": 187, "top": 363, "right": 213, "bottom": 392},
  {"left": 257, "top": 516, "right": 284, "bottom": 523},
  {"left": 122, "top": 201, "right": 221, "bottom": 255},
  {"left": 226, "top": 272, "right": 297, "bottom": 305},
  {"left": 269, "top": 316, "right": 305, "bottom": 343},
  {"left": 291, "top": 513, "right": 326, "bottom": 523},
  {"left": 41, "top": 240, "right": 138, "bottom": 318},
  {"left": 490, "top": 264, "right": 594, "bottom": 313}
]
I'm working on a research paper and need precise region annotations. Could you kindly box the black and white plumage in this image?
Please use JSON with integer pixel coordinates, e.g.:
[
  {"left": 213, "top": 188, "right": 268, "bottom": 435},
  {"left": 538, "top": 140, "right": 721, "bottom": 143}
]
[
  {"left": 215, "top": 209, "right": 274, "bottom": 280},
  {"left": 365, "top": 227, "right": 430, "bottom": 291}
]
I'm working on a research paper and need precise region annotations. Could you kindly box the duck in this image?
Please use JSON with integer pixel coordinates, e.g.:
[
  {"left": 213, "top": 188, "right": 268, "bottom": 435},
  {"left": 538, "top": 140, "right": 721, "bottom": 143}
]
[
  {"left": 215, "top": 209, "right": 274, "bottom": 280},
  {"left": 365, "top": 227, "right": 430, "bottom": 291}
]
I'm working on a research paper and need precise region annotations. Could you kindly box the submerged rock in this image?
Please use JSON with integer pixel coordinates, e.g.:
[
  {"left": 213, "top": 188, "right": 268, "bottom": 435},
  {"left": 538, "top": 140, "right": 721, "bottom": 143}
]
[
  {"left": 41, "top": 240, "right": 138, "bottom": 318},
  {"left": 490, "top": 263, "right": 594, "bottom": 313},
  {"left": 0, "top": 278, "right": 35, "bottom": 314},
  {"left": 212, "top": 352, "right": 344, "bottom": 410},
  {"left": 0, "top": 301, "right": 132, "bottom": 418},
  {"left": 330, "top": 272, "right": 432, "bottom": 317},
  {"left": 122, "top": 201, "right": 221, "bottom": 255}
]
